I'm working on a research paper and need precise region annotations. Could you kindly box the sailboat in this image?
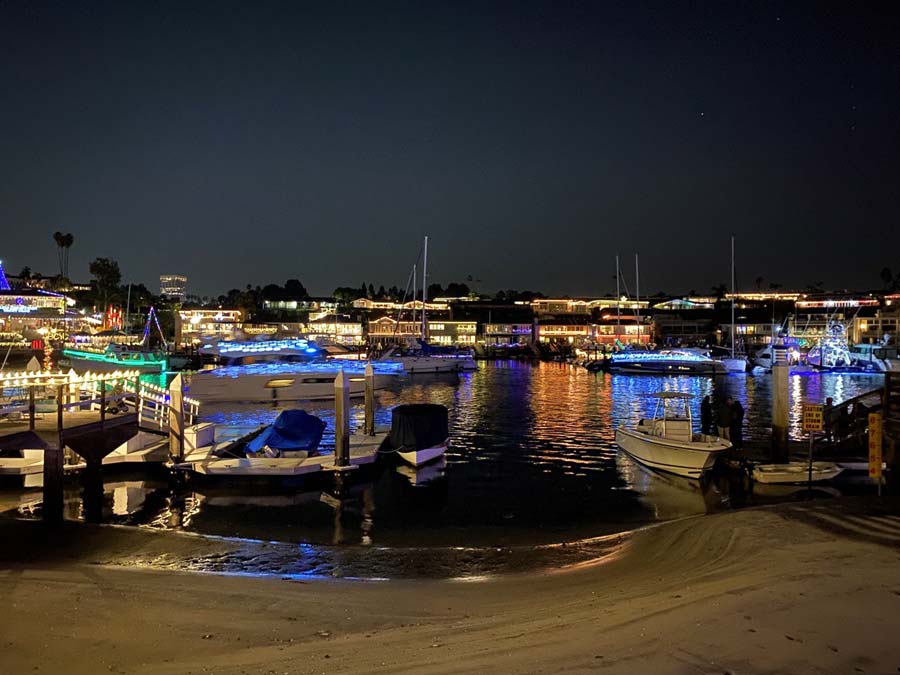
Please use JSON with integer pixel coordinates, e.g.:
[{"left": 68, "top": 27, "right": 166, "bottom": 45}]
[
  {"left": 377, "top": 236, "right": 477, "bottom": 373},
  {"left": 61, "top": 307, "right": 171, "bottom": 373},
  {"left": 718, "top": 235, "right": 748, "bottom": 373}
]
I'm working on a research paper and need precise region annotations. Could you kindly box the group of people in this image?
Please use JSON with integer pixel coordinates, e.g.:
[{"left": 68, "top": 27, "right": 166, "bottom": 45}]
[{"left": 700, "top": 394, "right": 744, "bottom": 449}]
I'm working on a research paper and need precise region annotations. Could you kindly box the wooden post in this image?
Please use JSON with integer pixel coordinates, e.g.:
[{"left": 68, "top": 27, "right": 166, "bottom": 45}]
[
  {"left": 364, "top": 363, "right": 375, "bottom": 436},
  {"left": 168, "top": 374, "right": 185, "bottom": 462},
  {"left": 57, "top": 384, "right": 64, "bottom": 432},
  {"left": 772, "top": 363, "right": 790, "bottom": 462},
  {"left": 28, "top": 386, "right": 35, "bottom": 431},
  {"left": 99, "top": 382, "right": 106, "bottom": 429},
  {"left": 66, "top": 368, "right": 78, "bottom": 407},
  {"left": 334, "top": 371, "right": 350, "bottom": 467}
]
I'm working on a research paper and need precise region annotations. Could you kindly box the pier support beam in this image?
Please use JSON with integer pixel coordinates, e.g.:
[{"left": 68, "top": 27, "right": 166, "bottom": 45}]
[
  {"left": 334, "top": 371, "right": 350, "bottom": 468},
  {"left": 168, "top": 374, "right": 185, "bottom": 462},
  {"left": 772, "top": 363, "right": 790, "bottom": 463},
  {"left": 364, "top": 363, "right": 375, "bottom": 436}
]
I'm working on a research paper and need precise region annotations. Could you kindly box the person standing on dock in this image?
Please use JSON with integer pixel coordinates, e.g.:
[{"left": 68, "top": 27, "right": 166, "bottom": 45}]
[
  {"left": 730, "top": 399, "right": 744, "bottom": 450},
  {"left": 700, "top": 395, "right": 713, "bottom": 436},
  {"left": 717, "top": 397, "right": 733, "bottom": 440}
]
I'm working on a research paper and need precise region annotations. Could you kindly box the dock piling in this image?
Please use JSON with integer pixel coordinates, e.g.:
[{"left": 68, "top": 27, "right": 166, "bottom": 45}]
[
  {"left": 334, "top": 371, "right": 350, "bottom": 467},
  {"left": 28, "top": 387, "right": 35, "bottom": 431},
  {"left": 364, "top": 363, "right": 375, "bottom": 436},
  {"left": 772, "top": 363, "right": 790, "bottom": 462},
  {"left": 168, "top": 374, "right": 185, "bottom": 462}
]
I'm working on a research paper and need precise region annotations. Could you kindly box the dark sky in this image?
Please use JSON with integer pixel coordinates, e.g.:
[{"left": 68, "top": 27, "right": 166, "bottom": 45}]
[{"left": 1, "top": 1, "right": 898, "bottom": 297}]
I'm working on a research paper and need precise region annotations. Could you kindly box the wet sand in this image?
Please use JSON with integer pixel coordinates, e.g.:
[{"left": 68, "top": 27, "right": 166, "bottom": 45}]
[{"left": 2, "top": 497, "right": 900, "bottom": 674}]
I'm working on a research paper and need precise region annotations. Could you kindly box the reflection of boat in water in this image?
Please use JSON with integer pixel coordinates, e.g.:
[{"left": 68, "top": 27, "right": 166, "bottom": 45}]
[
  {"left": 615, "top": 392, "right": 731, "bottom": 478},
  {"left": 395, "top": 456, "right": 447, "bottom": 486},
  {"left": 752, "top": 461, "right": 844, "bottom": 484},
  {"left": 616, "top": 452, "right": 722, "bottom": 517},
  {"left": 608, "top": 349, "right": 727, "bottom": 375}
]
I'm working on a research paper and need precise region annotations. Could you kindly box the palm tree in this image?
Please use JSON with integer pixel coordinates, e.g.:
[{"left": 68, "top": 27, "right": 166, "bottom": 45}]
[
  {"left": 52, "top": 231, "right": 74, "bottom": 279},
  {"left": 711, "top": 283, "right": 728, "bottom": 300}
]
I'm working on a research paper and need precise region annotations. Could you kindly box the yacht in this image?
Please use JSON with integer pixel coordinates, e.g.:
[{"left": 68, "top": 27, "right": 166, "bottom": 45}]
[
  {"left": 849, "top": 341, "right": 900, "bottom": 373},
  {"left": 608, "top": 349, "right": 727, "bottom": 375},
  {"left": 615, "top": 392, "right": 731, "bottom": 478},
  {"left": 378, "top": 342, "right": 477, "bottom": 373},
  {"left": 189, "top": 338, "right": 401, "bottom": 403},
  {"left": 806, "top": 324, "right": 856, "bottom": 371},
  {"left": 61, "top": 342, "right": 169, "bottom": 373}
]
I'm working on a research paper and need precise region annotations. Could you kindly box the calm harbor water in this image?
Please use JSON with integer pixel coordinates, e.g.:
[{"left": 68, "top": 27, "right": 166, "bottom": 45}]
[{"left": 2, "top": 361, "right": 884, "bottom": 577}]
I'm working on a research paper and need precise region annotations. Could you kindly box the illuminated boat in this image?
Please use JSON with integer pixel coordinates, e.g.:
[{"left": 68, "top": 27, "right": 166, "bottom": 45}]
[
  {"left": 198, "top": 338, "right": 321, "bottom": 364},
  {"left": 615, "top": 393, "right": 731, "bottom": 478},
  {"left": 806, "top": 324, "right": 858, "bottom": 371},
  {"left": 378, "top": 343, "right": 477, "bottom": 373},
  {"left": 608, "top": 349, "right": 727, "bottom": 375},
  {"left": 849, "top": 342, "right": 900, "bottom": 373},
  {"left": 61, "top": 343, "right": 169, "bottom": 373},
  {"left": 186, "top": 360, "right": 402, "bottom": 403}
]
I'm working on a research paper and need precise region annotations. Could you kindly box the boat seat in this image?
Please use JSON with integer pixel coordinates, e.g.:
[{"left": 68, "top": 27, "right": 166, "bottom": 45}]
[{"left": 654, "top": 418, "right": 693, "bottom": 443}]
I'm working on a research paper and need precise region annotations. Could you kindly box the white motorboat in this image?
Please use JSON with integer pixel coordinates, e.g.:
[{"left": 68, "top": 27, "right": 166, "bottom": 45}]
[
  {"left": 752, "top": 461, "right": 844, "bottom": 484},
  {"left": 719, "top": 357, "right": 749, "bottom": 373},
  {"left": 849, "top": 341, "right": 900, "bottom": 373},
  {"left": 186, "top": 361, "right": 400, "bottom": 403},
  {"left": 615, "top": 392, "right": 731, "bottom": 478},
  {"left": 379, "top": 344, "right": 477, "bottom": 373},
  {"left": 608, "top": 349, "right": 727, "bottom": 375}
]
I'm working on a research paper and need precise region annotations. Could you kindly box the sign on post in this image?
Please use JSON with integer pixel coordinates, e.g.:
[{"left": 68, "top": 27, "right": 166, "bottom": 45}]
[
  {"left": 868, "top": 412, "right": 883, "bottom": 479},
  {"left": 802, "top": 403, "right": 824, "bottom": 432}
]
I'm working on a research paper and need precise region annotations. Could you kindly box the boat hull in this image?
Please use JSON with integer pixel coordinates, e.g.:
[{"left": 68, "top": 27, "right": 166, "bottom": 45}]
[
  {"left": 608, "top": 360, "right": 727, "bottom": 376},
  {"left": 396, "top": 438, "right": 449, "bottom": 467},
  {"left": 385, "top": 356, "right": 477, "bottom": 373},
  {"left": 187, "top": 371, "right": 395, "bottom": 403},
  {"left": 615, "top": 427, "right": 728, "bottom": 478},
  {"left": 719, "top": 357, "right": 748, "bottom": 373},
  {"left": 752, "top": 462, "right": 844, "bottom": 484},
  {"left": 62, "top": 355, "right": 166, "bottom": 374}
]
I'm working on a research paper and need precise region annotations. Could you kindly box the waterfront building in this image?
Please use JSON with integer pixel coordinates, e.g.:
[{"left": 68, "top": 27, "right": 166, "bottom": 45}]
[
  {"left": 160, "top": 274, "right": 187, "bottom": 300},
  {"left": 535, "top": 316, "right": 592, "bottom": 344},
  {"left": 303, "top": 315, "right": 365, "bottom": 346},
  {"left": 849, "top": 294, "right": 900, "bottom": 344},
  {"left": 791, "top": 294, "right": 880, "bottom": 343},
  {"left": 175, "top": 308, "right": 243, "bottom": 345},
  {"left": 483, "top": 322, "right": 533, "bottom": 345},
  {"left": 428, "top": 320, "right": 477, "bottom": 346},
  {"left": 367, "top": 316, "right": 422, "bottom": 343}
]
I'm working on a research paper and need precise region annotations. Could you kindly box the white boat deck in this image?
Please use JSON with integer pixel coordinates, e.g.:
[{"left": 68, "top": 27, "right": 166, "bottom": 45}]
[{"left": 179, "top": 426, "right": 390, "bottom": 477}]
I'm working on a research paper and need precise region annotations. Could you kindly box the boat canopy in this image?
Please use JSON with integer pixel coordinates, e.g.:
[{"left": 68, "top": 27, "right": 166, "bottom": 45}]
[{"left": 246, "top": 409, "right": 326, "bottom": 455}]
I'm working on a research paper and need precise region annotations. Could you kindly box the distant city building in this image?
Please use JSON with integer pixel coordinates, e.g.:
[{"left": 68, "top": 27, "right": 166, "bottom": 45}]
[{"left": 160, "top": 274, "right": 187, "bottom": 299}]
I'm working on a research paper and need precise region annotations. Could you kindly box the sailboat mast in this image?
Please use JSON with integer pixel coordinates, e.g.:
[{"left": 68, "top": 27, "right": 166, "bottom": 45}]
[
  {"left": 615, "top": 255, "right": 621, "bottom": 330},
  {"left": 412, "top": 263, "right": 417, "bottom": 327},
  {"left": 731, "top": 235, "right": 735, "bottom": 358},
  {"left": 635, "top": 254, "right": 640, "bottom": 341},
  {"left": 421, "top": 236, "right": 428, "bottom": 340}
]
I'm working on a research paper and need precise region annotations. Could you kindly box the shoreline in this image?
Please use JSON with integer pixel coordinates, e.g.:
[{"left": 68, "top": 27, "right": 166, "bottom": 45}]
[{"left": 3, "top": 496, "right": 900, "bottom": 674}]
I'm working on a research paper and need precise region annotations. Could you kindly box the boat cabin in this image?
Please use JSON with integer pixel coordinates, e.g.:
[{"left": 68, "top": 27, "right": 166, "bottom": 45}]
[{"left": 638, "top": 392, "right": 696, "bottom": 442}]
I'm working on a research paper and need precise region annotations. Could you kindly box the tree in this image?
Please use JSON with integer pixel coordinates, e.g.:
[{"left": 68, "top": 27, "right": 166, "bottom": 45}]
[
  {"left": 426, "top": 283, "right": 444, "bottom": 300},
  {"left": 53, "top": 231, "right": 74, "bottom": 279},
  {"left": 444, "top": 282, "right": 471, "bottom": 298},
  {"left": 880, "top": 267, "right": 894, "bottom": 290},
  {"left": 710, "top": 283, "right": 728, "bottom": 300},
  {"left": 89, "top": 257, "right": 121, "bottom": 309},
  {"left": 333, "top": 286, "right": 362, "bottom": 305},
  {"left": 284, "top": 279, "right": 308, "bottom": 298}
]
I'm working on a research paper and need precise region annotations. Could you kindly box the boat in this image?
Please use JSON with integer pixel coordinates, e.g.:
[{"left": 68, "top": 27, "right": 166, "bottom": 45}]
[
  {"left": 717, "top": 235, "right": 749, "bottom": 373},
  {"left": 378, "top": 341, "right": 477, "bottom": 373},
  {"left": 849, "top": 340, "right": 900, "bottom": 373},
  {"left": 244, "top": 409, "right": 326, "bottom": 459},
  {"left": 61, "top": 342, "right": 169, "bottom": 373},
  {"left": 615, "top": 392, "right": 731, "bottom": 478},
  {"left": 806, "top": 324, "right": 857, "bottom": 371},
  {"left": 389, "top": 404, "right": 450, "bottom": 466},
  {"left": 186, "top": 360, "right": 401, "bottom": 403},
  {"left": 752, "top": 461, "right": 844, "bottom": 484},
  {"left": 608, "top": 349, "right": 727, "bottom": 375}
]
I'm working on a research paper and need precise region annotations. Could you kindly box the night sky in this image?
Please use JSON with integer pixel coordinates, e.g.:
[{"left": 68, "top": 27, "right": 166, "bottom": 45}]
[{"left": 1, "top": 1, "right": 898, "bottom": 297}]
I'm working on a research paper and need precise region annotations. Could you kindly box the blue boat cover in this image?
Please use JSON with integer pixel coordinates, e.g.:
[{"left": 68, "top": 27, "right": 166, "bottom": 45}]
[{"left": 246, "top": 409, "right": 326, "bottom": 454}]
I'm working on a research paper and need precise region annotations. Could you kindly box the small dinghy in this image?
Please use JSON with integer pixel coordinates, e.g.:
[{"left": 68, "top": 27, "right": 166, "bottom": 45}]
[
  {"left": 752, "top": 461, "right": 844, "bottom": 485},
  {"left": 245, "top": 409, "right": 326, "bottom": 458},
  {"left": 389, "top": 404, "right": 450, "bottom": 466}
]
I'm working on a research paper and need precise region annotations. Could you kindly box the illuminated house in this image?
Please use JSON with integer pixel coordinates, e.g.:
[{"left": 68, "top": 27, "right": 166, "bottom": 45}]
[
  {"left": 367, "top": 316, "right": 422, "bottom": 343},
  {"left": 849, "top": 295, "right": 900, "bottom": 344},
  {"left": 303, "top": 316, "right": 364, "bottom": 346},
  {"left": 0, "top": 288, "right": 74, "bottom": 341},
  {"left": 159, "top": 274, "right": 187, "bottom": 300},
  {"left": 427, "top": 320, "right": 477, "bottom": 346},
  {"left": 175, "top": 308, "right": 243, "bottom": 345},
  {"left": 483, "top": 323, "right": 533, "bottom": 345},
  {"left": 535, "top": 316, "right": 592, "bottom": 343}
]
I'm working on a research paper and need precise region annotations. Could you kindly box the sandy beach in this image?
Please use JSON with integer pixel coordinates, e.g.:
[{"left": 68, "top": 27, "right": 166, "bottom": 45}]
[{"left": 2, "top": 497, "right": 899, "bottom": 674}]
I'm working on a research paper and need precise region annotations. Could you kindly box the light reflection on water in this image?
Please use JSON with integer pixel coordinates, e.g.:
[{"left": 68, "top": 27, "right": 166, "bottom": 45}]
[{"left": 2, "top": 362, "right": 884, "bottom": 575}]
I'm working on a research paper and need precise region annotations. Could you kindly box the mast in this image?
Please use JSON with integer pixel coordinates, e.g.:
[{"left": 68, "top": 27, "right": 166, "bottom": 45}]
[
  {"left": 421, "top": 235, "right": 428, "bottom": 340},
  {"left": 635, "top": 254, "right": 641, "bottom": 341},
  {"left": 412, "top": 263, "right": 417, "bottom": 328},
  {"left": 731, "top": 234, "right": 735, "bottom": 358},
  {"left": 615, "top": 254, "right": 621, "bottom": 331}
]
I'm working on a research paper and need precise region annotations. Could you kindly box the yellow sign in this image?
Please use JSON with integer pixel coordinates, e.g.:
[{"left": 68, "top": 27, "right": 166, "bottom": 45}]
[
  {"left": 802, "top": 403, "right": 824, "bottom": 432},
  {"left": 869, "top": 412, "right": 883, "bottom": 479}
]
